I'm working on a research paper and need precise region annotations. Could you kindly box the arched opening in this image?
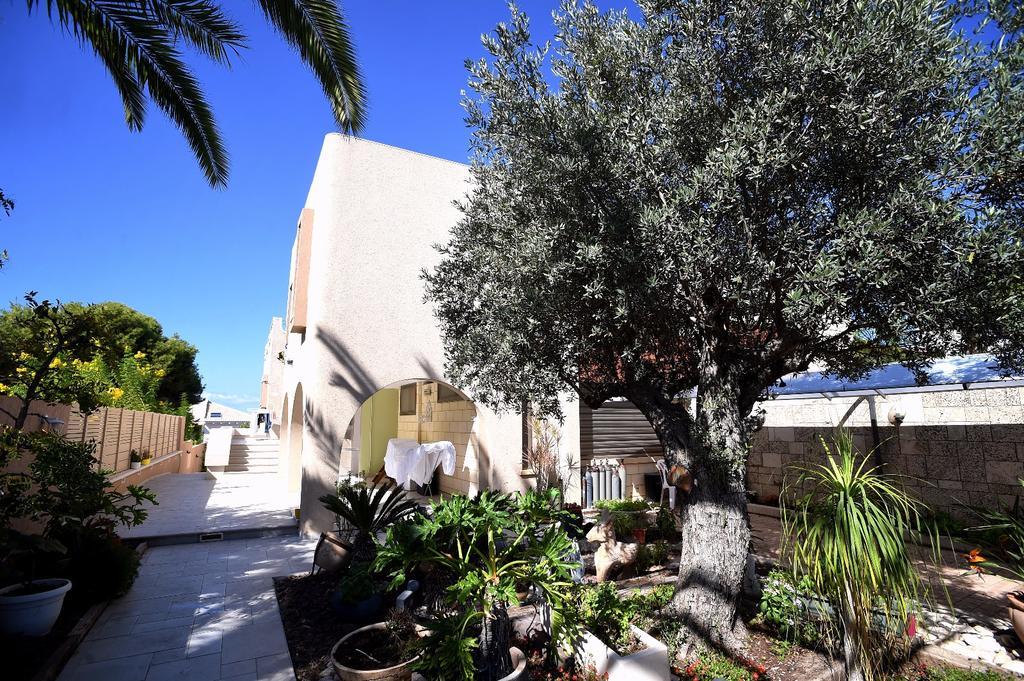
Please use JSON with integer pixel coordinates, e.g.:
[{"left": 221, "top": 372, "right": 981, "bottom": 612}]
[
  {"left": 287, "top": 385, "right": 304, "bottom": 494},
  {"left": 343, "top": 379, "right": 478, "bottom": 497},
  {"left": 279, "top": 394, "right": 290, "bottom": 476}
]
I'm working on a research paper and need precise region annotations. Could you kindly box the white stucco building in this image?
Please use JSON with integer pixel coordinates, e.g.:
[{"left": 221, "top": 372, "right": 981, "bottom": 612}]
[{"left": 270, "top": 136, "right": 591, "bottom": 535}]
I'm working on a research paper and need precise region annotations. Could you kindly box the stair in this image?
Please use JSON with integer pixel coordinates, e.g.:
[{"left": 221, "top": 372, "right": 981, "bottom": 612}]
[{"left": 225, "top": 436, "right": 280, "bottom": 473}]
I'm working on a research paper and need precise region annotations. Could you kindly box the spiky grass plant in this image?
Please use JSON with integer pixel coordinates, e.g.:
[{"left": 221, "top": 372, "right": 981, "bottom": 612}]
[{"left": 782, "top": 430, "right": 937, "bottom": 681}]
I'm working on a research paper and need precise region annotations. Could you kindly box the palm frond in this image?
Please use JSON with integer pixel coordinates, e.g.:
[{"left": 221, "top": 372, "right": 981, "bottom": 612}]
[
  {"left": 142, "top": 0, "right": 247, "bottom": 63},
  {"left": 30, "top": 0, "right": 231, "bottom": 186},
  {"left": 255, "top": 0, "right": 367, "bottom": 132}
]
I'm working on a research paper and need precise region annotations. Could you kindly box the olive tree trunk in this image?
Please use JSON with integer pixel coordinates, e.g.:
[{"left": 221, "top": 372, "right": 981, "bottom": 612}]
[{"left": 632, "top": 379, "right": 756, "bottom": 653}]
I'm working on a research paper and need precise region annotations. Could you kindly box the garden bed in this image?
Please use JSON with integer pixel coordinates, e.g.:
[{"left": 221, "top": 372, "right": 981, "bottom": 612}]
[{"left": 274, "top": 572, "right": 359, "bottom": 681}]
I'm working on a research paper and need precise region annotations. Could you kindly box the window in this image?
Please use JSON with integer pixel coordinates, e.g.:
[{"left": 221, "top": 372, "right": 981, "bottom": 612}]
[
  {"left": 400, "top": 383, "right": 417, "bottom": 415},
  {"left": 210, "top": 412, "right": 222, "bottom": 418},
  {"left": 437, "top": 383, "right": 464, "bottom": 403}
]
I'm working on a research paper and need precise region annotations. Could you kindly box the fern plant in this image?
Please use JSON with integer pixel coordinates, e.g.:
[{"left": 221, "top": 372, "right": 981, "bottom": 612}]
[{"left": 782, "top": 430, "right": 938, "bottom": 681}]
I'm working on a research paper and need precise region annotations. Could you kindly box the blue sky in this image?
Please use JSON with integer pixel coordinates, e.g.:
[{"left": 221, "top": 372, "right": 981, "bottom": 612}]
[{"left": 0, "top": 1, "right": 570, "bottom": 412}]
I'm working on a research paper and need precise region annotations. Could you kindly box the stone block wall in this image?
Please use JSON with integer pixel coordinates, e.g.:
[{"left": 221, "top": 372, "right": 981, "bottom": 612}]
[
  {"left": 747, "top": 385, "right": 1024, "bottom": 519},
  {"left": 393, "top": 381, "right": 479, "bottom": 495}
]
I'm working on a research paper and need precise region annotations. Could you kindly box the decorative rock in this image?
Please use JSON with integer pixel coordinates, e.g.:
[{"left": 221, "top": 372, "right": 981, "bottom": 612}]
[{"left": 586, "top": 511, "right": 639, "bottom": 582}]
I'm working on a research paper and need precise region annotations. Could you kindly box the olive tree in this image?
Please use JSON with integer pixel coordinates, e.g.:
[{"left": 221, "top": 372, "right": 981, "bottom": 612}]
[{"left": 425, "top": 0, "right": 1024, "bottom": 651}]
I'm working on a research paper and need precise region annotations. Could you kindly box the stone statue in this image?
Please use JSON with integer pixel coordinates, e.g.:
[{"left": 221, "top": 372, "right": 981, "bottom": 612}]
[{"left": 586, "top": 510, "right": 639, "bottom": 582}]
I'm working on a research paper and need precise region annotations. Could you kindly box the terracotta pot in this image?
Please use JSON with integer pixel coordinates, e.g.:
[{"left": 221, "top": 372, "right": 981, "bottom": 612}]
[
  {"left": 1007, "top": 592, "right": 1024, "bottom": 643},
  {"left": 331, "top": 622, "right": 424, "bottom": 681}
]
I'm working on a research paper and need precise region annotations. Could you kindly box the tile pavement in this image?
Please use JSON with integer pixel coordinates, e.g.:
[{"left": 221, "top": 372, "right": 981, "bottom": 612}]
[
  {"left": 57, "top": 535, "right": 316, "bottom": 681},
  {"left": 120, "top": 473, "right": 298, "bottom": 540}
]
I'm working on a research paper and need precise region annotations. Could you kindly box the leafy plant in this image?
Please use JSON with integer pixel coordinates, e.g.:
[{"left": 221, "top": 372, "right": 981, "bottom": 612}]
[
  {"left": 756, "top": 568, "right": 833, "bottom": 648},
  {"left": 907, "top": 663, "right": 1012, "bottom": 681},
  {"left": 381, "top": 491, "right": 580, "bottom": 681},
  {"left": 335, "top": 561, "right": 377, "bottom": 606},
  {"left": 783, "top": 431, "right": 938, "bottom": 681},
  {"left": 636, "top": 540, "right": 670, "bottom": 572},
  {"left": 680, "top": 649, "right": 766, "bottom": 681},
  {"left": 655, "top": 505, "right": 677, "bottom": 539},
  {"left": 594, "top": 498, "right": 649, "bottom": 537},
  {"left": 0, "top": 429, "right": 154, "bottom": 593},
  {"left": 319, "top": 480, "right": 417, "bottom": 561},
  {"left": 963, "top": 478, "right": 1024, "bottom": 581},
  {"left": 568, "top": 582, "right": 674, "bottom": 655}
]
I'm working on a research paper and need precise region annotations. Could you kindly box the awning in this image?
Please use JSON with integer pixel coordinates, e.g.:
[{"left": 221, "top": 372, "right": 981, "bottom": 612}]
[{"left": 770, "top": 353, "right": 1024, "bottom": 400}]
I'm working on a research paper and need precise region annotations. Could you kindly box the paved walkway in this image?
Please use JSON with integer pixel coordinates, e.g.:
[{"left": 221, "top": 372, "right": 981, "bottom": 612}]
[
  {"left": 122, "top": 473, "right": 298, "bottom": 540},
  {"left": 58, "top": 535, "right": 316, "bottom": 681}
]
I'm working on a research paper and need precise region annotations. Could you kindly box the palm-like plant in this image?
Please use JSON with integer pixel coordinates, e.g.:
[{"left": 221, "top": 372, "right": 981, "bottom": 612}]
[
  {"left": 782, "top": 431, "right": 937, "bottom": 681},
  {"left": 25, "top": 0, "right": 366, "bottom": 187},
  {"left": 319, "top": 480, "right": 418, "bottom": 561}
]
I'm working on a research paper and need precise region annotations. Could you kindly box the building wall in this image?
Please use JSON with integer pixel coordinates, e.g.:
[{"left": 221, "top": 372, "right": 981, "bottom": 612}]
[
  {"left": 261, "top": 317, "right": 286, "bottom": 423},
  {"left": 283, "top": 136, "right": 529, "bottom": 535},
  {"left": 358, "top": 388, "right": 399, "bottom": 476},
  {"left": 747, "top": 385, "right": 1024, "bottom": 519}
]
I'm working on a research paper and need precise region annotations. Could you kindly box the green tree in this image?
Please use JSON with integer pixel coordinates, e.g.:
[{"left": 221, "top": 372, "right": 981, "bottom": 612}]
[
  {"left": 0, "top": 295, "right": 105, "bottom": 429},
  {"left": 425, "top": 0, "right": 1024, "bottom": 651},
  {"left": 81, "top": 302, "right": 203, "bottom": 404},
  {"left": 21, "top": 0, "right": 366, "bottom": 187}
]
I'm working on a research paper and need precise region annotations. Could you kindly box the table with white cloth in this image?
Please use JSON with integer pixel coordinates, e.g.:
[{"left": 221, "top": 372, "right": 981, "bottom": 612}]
[{"left": 384, "top": 438, "right": 456, "bottom": 490}]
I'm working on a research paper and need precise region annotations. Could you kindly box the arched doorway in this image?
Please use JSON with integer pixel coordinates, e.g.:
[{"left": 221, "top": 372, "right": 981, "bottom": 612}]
[
  {"left": 343, "top": 379, "right": 477, "bottom": 495},
  {"left": 287, "top": 385, "right": 304, "bottom": 493}
]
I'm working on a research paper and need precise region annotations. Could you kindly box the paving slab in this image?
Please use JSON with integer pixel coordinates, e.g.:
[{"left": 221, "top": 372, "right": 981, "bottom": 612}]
[
  {"left": 122, "top": 473, "right": 298, "bottom": 540},
  {"left": 58, "top": 536, "right": 316, "bottom": 681}
]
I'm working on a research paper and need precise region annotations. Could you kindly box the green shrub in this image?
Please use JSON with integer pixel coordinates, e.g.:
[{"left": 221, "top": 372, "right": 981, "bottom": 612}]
[
  {"left": 335, "top": 562, "right": 378, "bottom": 605},
  {"left": 680, "top": 649, "right": 765, "bottom": 681},
  {"left": 909, "top": 664, "right": 1012, "bottom": 681},
  {"left": 595, "top": 498, "right": 650, "bottom": 537},
  {"left": 635, "top": 540, "right": 670, "bottom": 572},
  {"left": 756, "top": 568, "right": 831, "bottom": 647},
  {"left": 55, "top": 527, "right": 140, "bottom": 599}
]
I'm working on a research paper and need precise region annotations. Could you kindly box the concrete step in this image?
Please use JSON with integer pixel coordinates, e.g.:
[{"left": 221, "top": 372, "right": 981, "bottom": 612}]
[{"left": 223, "top": 464, "right": 278, "bottom": 473}]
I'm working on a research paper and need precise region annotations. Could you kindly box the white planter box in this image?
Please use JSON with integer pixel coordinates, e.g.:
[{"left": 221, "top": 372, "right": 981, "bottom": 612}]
[{"left": 577, "top": 626, "right": 668, "bottom": 681}]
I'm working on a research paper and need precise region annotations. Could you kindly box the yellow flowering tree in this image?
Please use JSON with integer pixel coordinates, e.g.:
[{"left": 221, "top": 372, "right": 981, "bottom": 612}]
[{"left": 0, "top": 295, "right": 106, "bottom": 429}]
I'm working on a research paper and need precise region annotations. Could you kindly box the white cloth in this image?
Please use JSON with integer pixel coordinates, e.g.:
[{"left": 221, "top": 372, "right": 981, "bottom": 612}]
[
  {"left": 384, "top": 438, "right": 421, "bottom": 487},
  {"left": 409, "top": 440, "right": 456, "bottom": 486},
  {"left": 383, "top": 438, "right": 456, "bottom": 489}
]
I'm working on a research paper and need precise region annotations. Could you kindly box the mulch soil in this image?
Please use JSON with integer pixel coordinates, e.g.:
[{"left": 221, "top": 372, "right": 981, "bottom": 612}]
[
  {"left": 274, "top": 572, "right": 360, "bottom": 681},
  {"left": 1, "top": 591, "right": 99, "bottom": 681}
]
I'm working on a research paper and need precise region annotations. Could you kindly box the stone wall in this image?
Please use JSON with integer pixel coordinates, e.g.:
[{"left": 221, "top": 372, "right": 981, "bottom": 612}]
[
  {"left": 746, "top": 385, "right": 1024, "bottom": 519},
  {"left": 393, "top": 381, "right": 479, "bottom": 495}
]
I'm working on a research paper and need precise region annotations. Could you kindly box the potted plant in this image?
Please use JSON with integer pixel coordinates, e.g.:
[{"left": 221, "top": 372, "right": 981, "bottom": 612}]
[
  {"left": 331, "top": 609, "right": 426, "bottom": 681},
  {"left": 330, "top": 561, "right": 385, "bottom": 623},
  {"left": 0, "top": 530, "right": 72, "bottom": 636},
  {"left": 570, "top": 582, "right": 669, "bottom": 681},
  {"left": 129, "top": 449, "right": 143, "bottom": 470},
  {"left": 377, "top": 491, "right": 579, "bottom": 681},
  {"left": 139, "top": 449, "right": 152, "bottom": 466}
]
